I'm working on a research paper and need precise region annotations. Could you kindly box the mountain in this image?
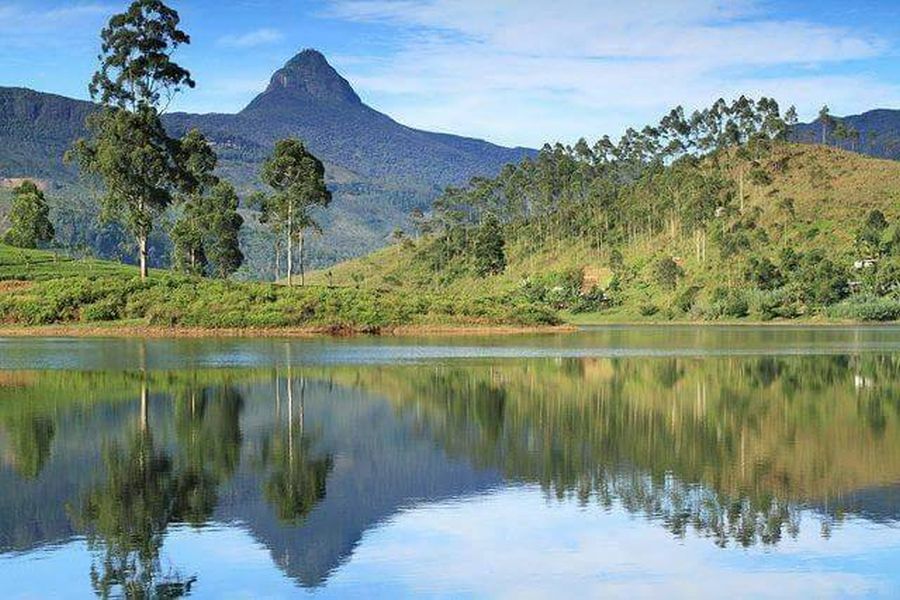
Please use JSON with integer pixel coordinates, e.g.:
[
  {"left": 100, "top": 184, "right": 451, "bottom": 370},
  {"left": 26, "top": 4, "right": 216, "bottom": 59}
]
[
  {"left": 0, "top": 87, "right": 93, "bottom": 182},
  {"left": 793, "top": 108, "right": 900, "bottom": 159},
  {"left": 0, "top": 49, "right": 535, "bottom": 274}
]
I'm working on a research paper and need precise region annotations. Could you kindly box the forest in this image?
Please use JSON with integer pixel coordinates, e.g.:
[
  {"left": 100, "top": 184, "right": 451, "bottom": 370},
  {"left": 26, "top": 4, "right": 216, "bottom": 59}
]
[{"left": 330, "top": 98, "right": 900, "bottom": 322}]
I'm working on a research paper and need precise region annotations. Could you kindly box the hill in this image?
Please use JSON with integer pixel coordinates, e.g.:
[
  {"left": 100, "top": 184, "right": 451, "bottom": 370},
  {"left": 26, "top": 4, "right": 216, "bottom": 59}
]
[
  {"left": 0, "top": 50, "right": 535, "bottom": 274},
  {"left": 793, "top": 108, "right": 900, "bottom": 159},
  {"left": 311, "top": 142, "right": 900, "bottom": 323}
]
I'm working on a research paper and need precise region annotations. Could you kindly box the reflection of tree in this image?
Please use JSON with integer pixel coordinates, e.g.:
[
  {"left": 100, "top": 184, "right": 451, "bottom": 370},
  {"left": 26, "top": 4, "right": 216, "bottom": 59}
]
[
  {"left": 4, "top": 415, "right": 55, "bottom": 479},
  {"left": 339, "top": 354, "right": 900, "bottom": 548},
  {"left": 74, "top": 429, "right": 196, "bottom": 598},
  {"left": 173, "top": 385, "right": 244, "bottom": 525},
  {"left": 71, "top": 379, "right": 245, "bottom": 598},
  {"left": 263, "top": 376, "right": 333, "bottom": 525}
]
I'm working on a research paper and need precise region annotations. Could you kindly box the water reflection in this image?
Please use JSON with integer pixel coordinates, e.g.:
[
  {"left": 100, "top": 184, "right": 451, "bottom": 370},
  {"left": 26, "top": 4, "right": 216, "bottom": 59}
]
[{"left": 0, "top": 351, "right": 899, "bottom": 596}]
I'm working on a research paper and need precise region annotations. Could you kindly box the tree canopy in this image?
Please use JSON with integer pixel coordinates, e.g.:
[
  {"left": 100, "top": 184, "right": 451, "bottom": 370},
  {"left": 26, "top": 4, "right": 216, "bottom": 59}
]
[{"left": 3, "top": 181, "right": 55, "bottom": 249}]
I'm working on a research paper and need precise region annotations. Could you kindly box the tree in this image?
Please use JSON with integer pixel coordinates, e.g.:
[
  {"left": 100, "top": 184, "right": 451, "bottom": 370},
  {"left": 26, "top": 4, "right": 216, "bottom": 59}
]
[
  {"left": 473, "top": 214, "right": 507, "bottom": 276},
  {"left": 172, "top": 131, "right": 244, "bottom": 278},
  {"left": 68, "top": 0, "right": 195, "bottom": 280},
  {"left": 3, "top": 181, "right": 55, "bottom": 248},
  {"left": 818, "top": 105, "right": 836, "bottom": 145},
  {"left": 203, "top": 182, "right": 245, "bottom": 278},
  {"left": 259, "top": 139, "right": 331, "bottom": 286},
  {"left": 856, "top": 209, "right": 889, "bottom": 257},
  {"left": 171, "top": 129, "right": 216, "bottom": 275}
]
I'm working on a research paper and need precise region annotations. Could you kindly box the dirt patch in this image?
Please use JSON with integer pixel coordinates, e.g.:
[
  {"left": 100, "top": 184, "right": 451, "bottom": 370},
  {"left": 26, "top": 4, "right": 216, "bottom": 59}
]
[
  {"left": 0, "top": 280, "right": 33, "bottom": 294},
  {"left": 581, "top": 266, "right": 612, "bottom": 292}
]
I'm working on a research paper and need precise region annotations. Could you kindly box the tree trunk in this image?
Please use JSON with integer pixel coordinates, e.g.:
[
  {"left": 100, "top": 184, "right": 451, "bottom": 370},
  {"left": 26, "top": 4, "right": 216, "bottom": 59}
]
[
  {"left": 140, "top": 378, "right": 149, "bottom": 434},
  {"left": 286, "top": 204, "right": 294, "bottom": 287},
  {"left": 299, "top": 230, "right": 305, "bottom": 287},
  {"left": 138, "top": 232, "right": 149, "bottom": 280},
  {"left": 286, "top": 234, "right": 293, "bottom": 287}
]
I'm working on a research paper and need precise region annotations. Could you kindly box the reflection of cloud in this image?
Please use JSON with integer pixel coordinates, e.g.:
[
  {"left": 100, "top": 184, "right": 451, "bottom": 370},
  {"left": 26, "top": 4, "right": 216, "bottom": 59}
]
[
  {"left": 331, "top": 486, "right": 899, "bottom": 598},
  {"left": 217, "top": 28, "right": 285, "bottom": 49},
  {"left": 325, "top": 0, "right": 897, "bottom": 146}
]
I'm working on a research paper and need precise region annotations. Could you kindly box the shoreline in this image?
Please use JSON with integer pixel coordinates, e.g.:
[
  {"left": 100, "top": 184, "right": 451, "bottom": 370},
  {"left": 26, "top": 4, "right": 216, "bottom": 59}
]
[
  {"left": 0, "top": 319, "right": 896, "bottom": 339},
  {"left": 0, "top": 323, "right": 578, "bottom": 339}
]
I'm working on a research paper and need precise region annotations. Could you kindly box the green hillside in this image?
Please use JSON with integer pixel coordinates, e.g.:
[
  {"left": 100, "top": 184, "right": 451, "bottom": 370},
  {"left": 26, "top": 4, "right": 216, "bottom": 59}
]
[
  {"left": 0, "top": 243, "right": 555, "bottom": 329},
  {"left": 311, "top": 142, "right": 900, "bottom": 323}
]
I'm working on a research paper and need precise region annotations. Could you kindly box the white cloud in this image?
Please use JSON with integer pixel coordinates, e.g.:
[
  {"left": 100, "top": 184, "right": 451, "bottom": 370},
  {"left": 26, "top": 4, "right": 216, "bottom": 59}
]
[
  {"left": 0, "top": 2, "right": 113, "bottom": 47},
  {"left": 333, "top": 487, "right": 898, "bottom": 598},
  {"left": 325, "top": 0, "right": 896, "bottom": 147},
  {"left": 217, "top": 28, "right": 285, "bottom": 49}
]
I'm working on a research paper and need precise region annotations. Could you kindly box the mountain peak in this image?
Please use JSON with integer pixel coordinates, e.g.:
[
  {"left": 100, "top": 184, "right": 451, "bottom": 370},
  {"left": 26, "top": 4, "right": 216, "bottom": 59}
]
[{"left": 259, "top": 49, "right": 361, "bottom": 106}]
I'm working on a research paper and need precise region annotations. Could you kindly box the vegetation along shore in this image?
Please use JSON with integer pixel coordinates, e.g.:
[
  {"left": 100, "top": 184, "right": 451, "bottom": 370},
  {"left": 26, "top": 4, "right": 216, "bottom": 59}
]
[{"left": 1, "top": 1, "right": 898, "bottom": 333}]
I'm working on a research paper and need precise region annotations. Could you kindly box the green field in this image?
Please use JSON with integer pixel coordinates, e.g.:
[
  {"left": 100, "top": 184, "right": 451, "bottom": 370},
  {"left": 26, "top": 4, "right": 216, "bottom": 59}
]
[{"left": 0, "top": 244, "right": 557, "bottom": 329}]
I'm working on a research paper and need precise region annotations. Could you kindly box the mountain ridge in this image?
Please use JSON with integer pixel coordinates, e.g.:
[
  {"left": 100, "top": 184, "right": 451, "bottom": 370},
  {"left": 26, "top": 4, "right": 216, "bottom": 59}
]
[{"left": 0, "top": 49, "right": 536, "bottom": 273}]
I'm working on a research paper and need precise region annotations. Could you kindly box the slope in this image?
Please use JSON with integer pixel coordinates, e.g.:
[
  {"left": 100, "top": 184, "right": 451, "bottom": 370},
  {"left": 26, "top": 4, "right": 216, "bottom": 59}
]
[{"left": 312, "top": 143, "right": 900, "bottom": 322}]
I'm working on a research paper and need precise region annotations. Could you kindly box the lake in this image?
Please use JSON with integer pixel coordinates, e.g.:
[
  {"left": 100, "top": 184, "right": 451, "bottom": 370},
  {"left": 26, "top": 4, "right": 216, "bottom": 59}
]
[{"left": 1, "top": 326, "right": 900, "bottom": 598}]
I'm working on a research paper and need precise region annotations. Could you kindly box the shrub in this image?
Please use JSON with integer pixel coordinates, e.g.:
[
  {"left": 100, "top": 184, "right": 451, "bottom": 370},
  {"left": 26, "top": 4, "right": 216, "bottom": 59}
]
[
  {"left": 709, "top": 287, "right": 749, "bottom": 319},
  {"left": 750, "top": 289, "right": 802, "bottom": 321},
  {"left": 654, "top": 257, "right": 681, "bottom": 291},
  {"left": 674, "top": 285, "right": 700, "bottom": 314},
  {"left": 827, "top": 297, "right": 900, "bottom": 322},
  {"left": 744, "top": 255, "right": 782, "bottom": 290},
  {"left": 639, "top": 303, "right": 659, "bottom": 317}
]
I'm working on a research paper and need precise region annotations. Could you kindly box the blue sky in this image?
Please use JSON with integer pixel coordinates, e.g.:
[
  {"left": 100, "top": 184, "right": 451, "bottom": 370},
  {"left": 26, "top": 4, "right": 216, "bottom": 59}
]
[{"left": 1, "top": 0, "right": 899, "bottom": 148}]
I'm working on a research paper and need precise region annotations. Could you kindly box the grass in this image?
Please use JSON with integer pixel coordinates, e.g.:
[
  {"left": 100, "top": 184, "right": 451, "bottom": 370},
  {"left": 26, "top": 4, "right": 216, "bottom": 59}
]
[{"left": 0, "top": 244, "right": 559, "bottom": 330}]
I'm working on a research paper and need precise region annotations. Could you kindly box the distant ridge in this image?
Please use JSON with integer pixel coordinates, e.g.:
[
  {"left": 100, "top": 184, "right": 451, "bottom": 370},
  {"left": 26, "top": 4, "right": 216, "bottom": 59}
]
[
  {"left": 0, "top": 49, "right": 536, "bottom": 272},
  {"left": 793, "top": 108, "right": 900, "bottom": 159}
]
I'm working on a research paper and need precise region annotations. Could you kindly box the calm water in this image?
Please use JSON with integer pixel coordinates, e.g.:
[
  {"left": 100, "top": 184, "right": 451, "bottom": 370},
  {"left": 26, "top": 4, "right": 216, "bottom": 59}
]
[{"left": 1, "top": 326, "right": 900, "bottom": 598}]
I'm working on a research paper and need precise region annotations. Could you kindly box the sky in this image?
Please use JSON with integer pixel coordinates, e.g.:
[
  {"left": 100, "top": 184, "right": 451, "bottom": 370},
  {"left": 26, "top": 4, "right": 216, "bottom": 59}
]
[{"left": 1, "top": 0, "right": 899, "bottom": 148}]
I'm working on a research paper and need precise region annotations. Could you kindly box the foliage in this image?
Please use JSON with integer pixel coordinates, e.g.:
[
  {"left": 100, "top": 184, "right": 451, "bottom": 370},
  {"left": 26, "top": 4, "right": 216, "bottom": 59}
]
[
  {"left": 171, "top": 130, "right": 244, "bottom": 279},
  {"left": 473, "top": 214, "right": 507, "bottom": 276},
  {"left": 653, "top": 257, "right": 681, "bottom": 291},
  {"left": 68, "top": 0, "right": 197, "bottom": 279},
  {"left": 3, "top": 181, "right": 55, "bottom": 249},
  {"left": 0, "top": 244, "right": 559, "bottom": 328},
  {"left": 827, "top": 296, "right": 900, "bottom": 322},
  {"left": 258, "top": 139, "right": 332, "bottom": 285}
]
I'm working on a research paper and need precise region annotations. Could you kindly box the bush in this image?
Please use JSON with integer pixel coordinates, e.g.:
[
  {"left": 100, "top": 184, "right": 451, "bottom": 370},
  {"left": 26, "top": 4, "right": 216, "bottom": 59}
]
[
  {"left": 571, "top": 285, "right": 607, "bottom": 313},
  {"left": 674, "top": 285, "right": 700, "bottom": 314},
  {"left": 749, "top": 289, "right": 802, "bottom": 321},
  {"left": 827, "top": 297, "right": 900, "bottom": 322},
  {"left": 709, "top": 287, "right": 749, "bottom": 319},
  {"left": 521, "top": 269, "right": 584, "bottom": 308},
  {"left": 654, "top": 257, "right": 681, "bottom": 291},
  {"left": 639, "top": 303, "right": 659, "bottom": 317},
  {"left": 744, "top": 255, "right": 782, "bottom": 290}
]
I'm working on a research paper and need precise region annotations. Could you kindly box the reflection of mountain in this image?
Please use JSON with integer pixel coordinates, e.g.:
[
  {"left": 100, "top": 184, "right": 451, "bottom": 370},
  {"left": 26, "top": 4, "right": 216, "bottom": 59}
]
[
  {"left": 0, "top": 373, "right": 502, "bottom": 589},
  {"left": 213, "top": 378, "right": 501, "bottom": 588},
  {"left": 2, "top": 356, "right": 900, "bottom": 588}
]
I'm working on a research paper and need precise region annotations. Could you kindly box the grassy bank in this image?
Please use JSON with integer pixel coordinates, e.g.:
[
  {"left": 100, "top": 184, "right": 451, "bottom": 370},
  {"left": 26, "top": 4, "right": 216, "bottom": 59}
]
[{"left": 0, "top": 244, "right": 560, "bottom": 331}]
